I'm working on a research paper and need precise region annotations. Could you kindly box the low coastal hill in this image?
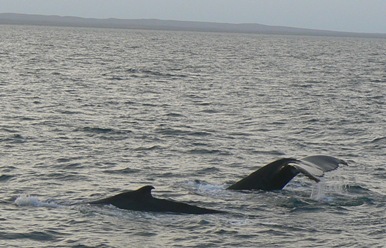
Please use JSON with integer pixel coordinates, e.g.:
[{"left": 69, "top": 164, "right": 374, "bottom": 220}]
[{"left": 1, "top": 13, "right": 385, "bottom": 38}]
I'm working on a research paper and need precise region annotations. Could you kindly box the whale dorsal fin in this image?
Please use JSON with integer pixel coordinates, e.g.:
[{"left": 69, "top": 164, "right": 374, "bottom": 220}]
[
  {"left": 134, "top": 185, "right": 154, "bottom": 198},
  {"left": 89, "top": 185, "right": 155, "bottom": 205}
]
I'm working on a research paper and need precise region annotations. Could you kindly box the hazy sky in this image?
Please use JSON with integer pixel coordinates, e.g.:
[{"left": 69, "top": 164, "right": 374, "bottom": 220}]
[{"left": 1, "top": 0, "right": 385, "bottom": 33}]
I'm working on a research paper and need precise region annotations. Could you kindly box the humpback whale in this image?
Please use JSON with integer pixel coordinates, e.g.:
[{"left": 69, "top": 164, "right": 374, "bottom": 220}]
[
  {"left": 90, "top": 185, "right": 223, "bottom": 214},
  {"left": 228, "top": 155, "right": 347, "bottom": 191},
  {"left": 89, "top": 155, "right": 345, "bottom": 214}
]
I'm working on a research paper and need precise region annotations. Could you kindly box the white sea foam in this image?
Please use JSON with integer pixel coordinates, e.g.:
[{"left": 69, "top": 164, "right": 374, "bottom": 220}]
[
  {"left": 14, "top": 194, "right": 60, "bottom": 208},
  {"left": 184, "top": 180, "right": 230, "bottom": 197}
]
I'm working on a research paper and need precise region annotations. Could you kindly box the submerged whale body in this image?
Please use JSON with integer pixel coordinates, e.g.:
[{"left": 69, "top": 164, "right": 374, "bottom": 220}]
[
  {"left": 90, "top": 185, "right": 222, "bottom": 214},
  {"left": 227, "top": 155, "right": 347, "bottom": 191}
]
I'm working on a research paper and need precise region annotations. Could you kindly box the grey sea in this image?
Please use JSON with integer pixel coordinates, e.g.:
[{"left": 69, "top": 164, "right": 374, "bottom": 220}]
[{"left": 0, "top": 24, "right": 385, "bottom": 247}]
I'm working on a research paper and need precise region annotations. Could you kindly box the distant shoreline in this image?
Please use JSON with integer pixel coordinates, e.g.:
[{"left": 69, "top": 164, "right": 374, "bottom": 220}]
[{"left": 1, "top": 13, "right": 385, "bottom": 38}]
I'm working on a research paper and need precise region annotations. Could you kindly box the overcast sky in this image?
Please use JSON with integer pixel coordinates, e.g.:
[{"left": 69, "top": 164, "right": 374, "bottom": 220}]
[{"left": 1, "top": 0, "right": 385, "bottom": 33}]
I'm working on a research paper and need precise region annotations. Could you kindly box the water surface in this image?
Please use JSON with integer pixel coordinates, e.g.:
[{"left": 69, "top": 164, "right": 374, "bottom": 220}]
[{"left": 0, "top": 25, "right": 385, "bottom": 247}]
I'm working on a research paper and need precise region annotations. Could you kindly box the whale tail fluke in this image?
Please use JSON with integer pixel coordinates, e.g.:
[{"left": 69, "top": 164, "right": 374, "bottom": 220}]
[{"left": 228, "top": 155, "right": 347, "bottom": 191}]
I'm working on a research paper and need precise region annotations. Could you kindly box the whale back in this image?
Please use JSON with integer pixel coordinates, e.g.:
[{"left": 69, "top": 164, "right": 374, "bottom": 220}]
[{"left": 90, "top": 185, "right": 222, "bottom": 214}]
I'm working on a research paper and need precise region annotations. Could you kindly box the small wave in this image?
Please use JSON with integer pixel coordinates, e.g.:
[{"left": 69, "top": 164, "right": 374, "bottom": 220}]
[
  {"left": 125, "top": 68, "right": 187, "bottom": 79},
  {"left": 134, "top": 145, "right": 164, "bottom": 151},
  {"left": 155, "top": 127, "right": 211, "bottom": 137},
  {"left": 188, "top": 148, "right": 231, "bottom": 155},
  {"left": 371, "top": 136, "right": 386, "bottom": 144},
  {"left": 196, "top": 167, "right": 221, "bottom": 174},
  {"left": 76, "top": 126, "right": 133, "bottom": 139},
  {"left": 0, "top": 134, "right": 27, "bottom": 144},
  {"left": 14, "top": 195, "right": 60, "bottom": 208},
  {"left": 0, "top": 174, "right": 14, "bottom": 182},
  {"left": 126, "top": 68, "right": 140, "bottom": 73},
  {"left": 345, "top": 184, "right": 371, "bottom": 194},
  {"left": 109, "top": 76, "right": 127, "bottom": 81},
  {"left": 281, "top": 198, "right": 318, "bottom": 211},
  {"left": 165, "top": 112, "right": 185, "bottom": 118},
  {"left": 81, "top": 127, "right": 115, "bottom": 134},
  {"left": 1, "top": 128, "right": 20, "bottom": 133},
  {"left": 0, "top": 231, "right": 58, "bottom": 241},
  {"left": 103, "top": 167, "right": 141, "bottom": 174}
]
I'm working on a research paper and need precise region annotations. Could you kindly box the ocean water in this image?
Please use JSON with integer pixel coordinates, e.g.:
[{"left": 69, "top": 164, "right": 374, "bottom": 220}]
[{"left": 0, "top": 24, "right": 385, "bottom": 247}]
